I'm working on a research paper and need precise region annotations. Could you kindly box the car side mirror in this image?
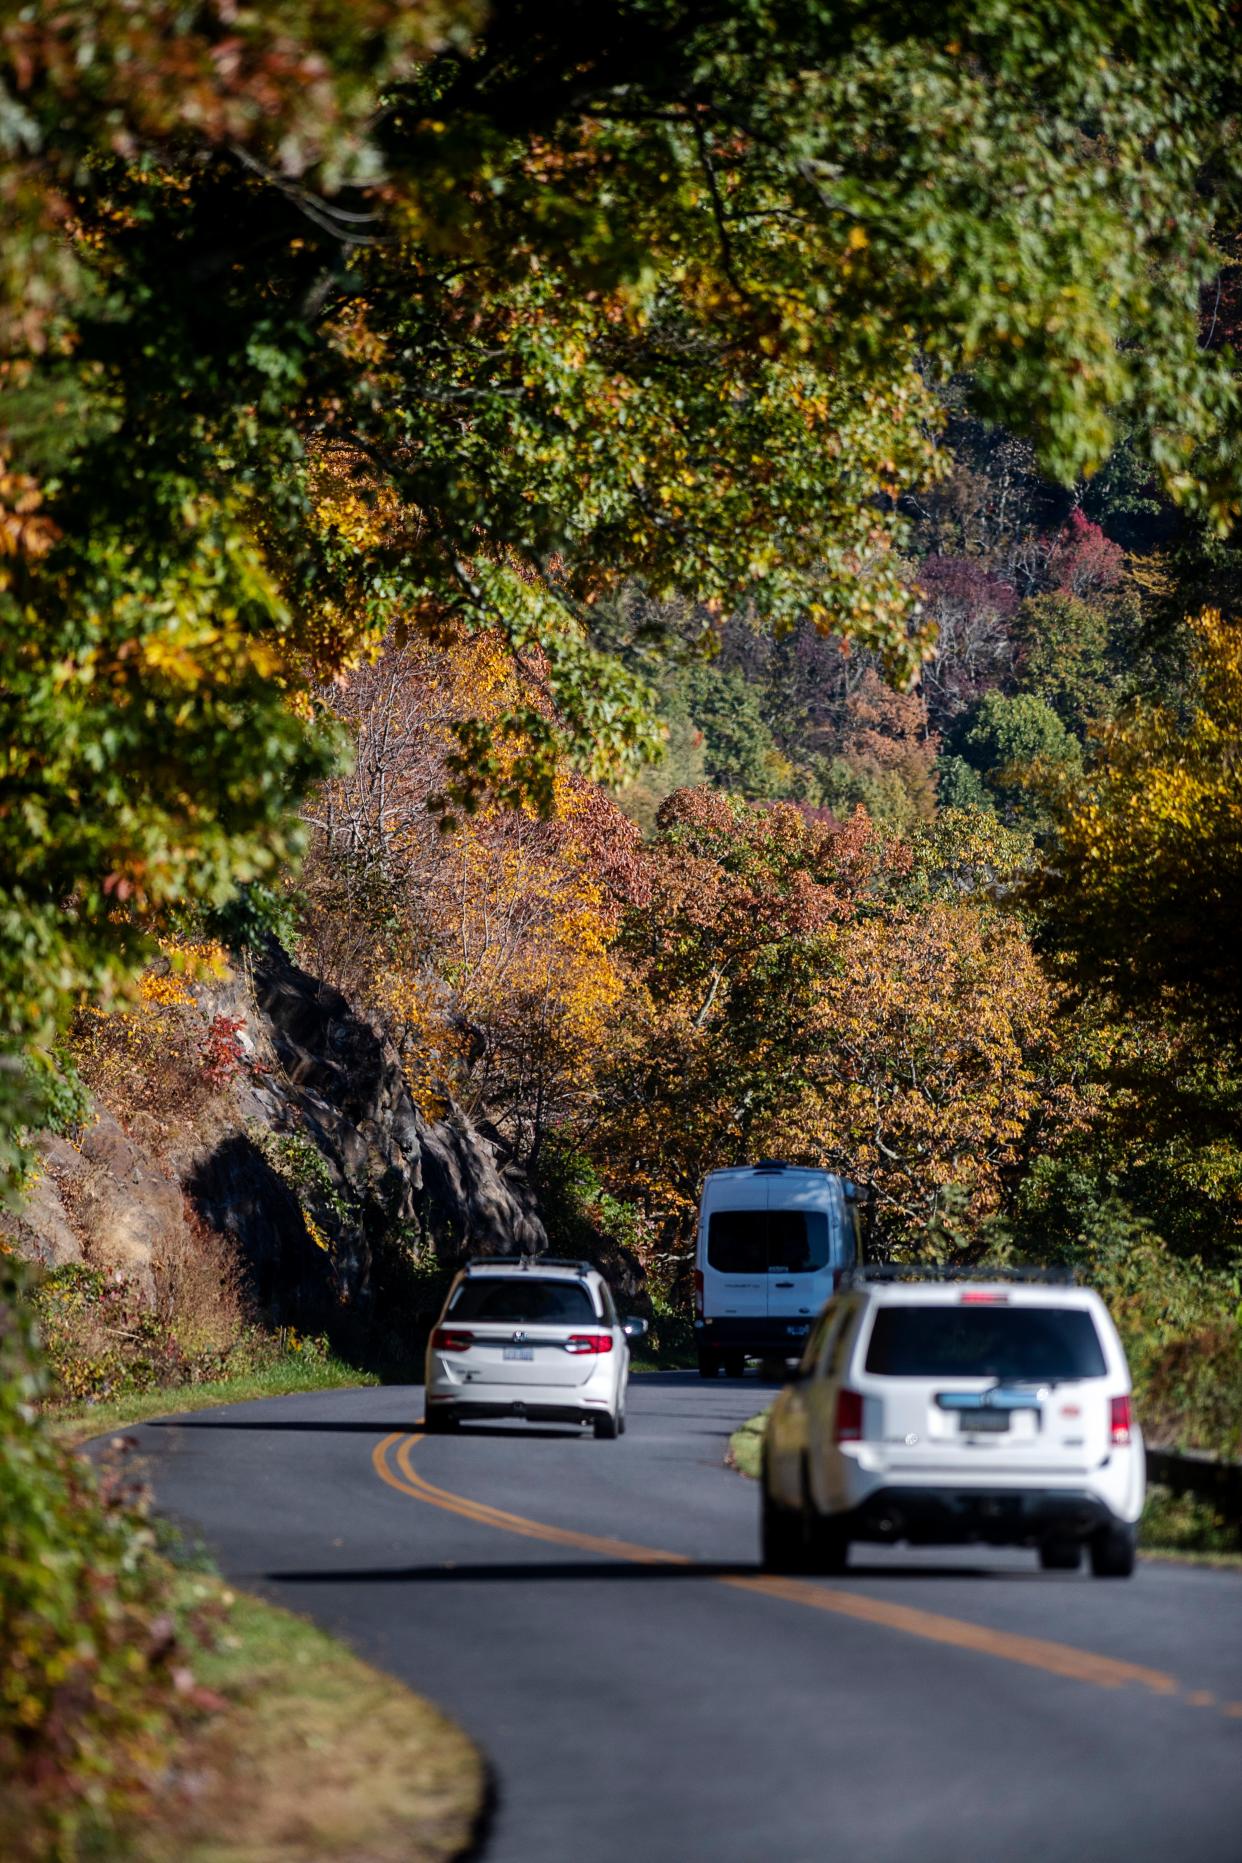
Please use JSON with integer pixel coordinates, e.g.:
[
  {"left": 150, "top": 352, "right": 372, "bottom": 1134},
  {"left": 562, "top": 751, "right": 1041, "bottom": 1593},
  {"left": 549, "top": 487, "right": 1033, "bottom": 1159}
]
[{"left": 622, "top": 1317, "right": 648, "bottom": 1339}]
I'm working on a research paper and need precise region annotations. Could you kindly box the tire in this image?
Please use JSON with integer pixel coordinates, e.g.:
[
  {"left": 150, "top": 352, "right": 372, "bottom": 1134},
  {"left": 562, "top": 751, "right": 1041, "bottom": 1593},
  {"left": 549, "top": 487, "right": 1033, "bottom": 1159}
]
[
  {"left": 423, "top": 1408, "right": 457, "bottom": 1434},
  {"left": 724, "top": 1351, "right": 747, "bottom": 1378},
  {"left": 761, "top": 1475, "right": 805, "bottom": 1573},
  {"left": 617, "top": 1407, "right": 627, "bottom": 1436},
  {"left": 1090, "top": 1521, "right": 1137, "bottom": 1578},
  {"left": 808, "top": 1517, "right": 851, "bottom": 1576},
  {"left": 1039, "top": 1538, "right": 1083, "bottom": 1572},
  {"left": 697, "top": 1348, "right": 723, "bottom": 1379},
  {"left": 593, "top": 1409, "right": 621, "bottom": 1440},
  {"left": 801, "top": 1465, "right": 849, "bottom": 1574}
]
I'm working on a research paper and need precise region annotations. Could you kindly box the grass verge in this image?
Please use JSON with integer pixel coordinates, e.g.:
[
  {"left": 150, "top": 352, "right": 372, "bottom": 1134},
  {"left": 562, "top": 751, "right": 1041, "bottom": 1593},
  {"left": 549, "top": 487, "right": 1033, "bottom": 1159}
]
[
  {"left": 725, "top": 1408, "right": 1242, "bottom": 1567},
  {"left": 46, "top": 1353, "right": 376, "bottom": 1447},
  {"left": 133, "top": 1566, "right": 484, "bottom": 1863}
]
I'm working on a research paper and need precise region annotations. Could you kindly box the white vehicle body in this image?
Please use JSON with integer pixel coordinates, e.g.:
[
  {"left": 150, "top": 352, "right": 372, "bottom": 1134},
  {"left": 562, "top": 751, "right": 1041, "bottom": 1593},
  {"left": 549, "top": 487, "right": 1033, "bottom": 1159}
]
[
  {"left": 763, "top": 1274, "right": 1145, "bottom": 1576},
  {"left": 694, "top": 1162, "right": 862, "bottom": 1376},
  {"left": 424, "top": 1259, "right": 638, "bottom": 1438}
]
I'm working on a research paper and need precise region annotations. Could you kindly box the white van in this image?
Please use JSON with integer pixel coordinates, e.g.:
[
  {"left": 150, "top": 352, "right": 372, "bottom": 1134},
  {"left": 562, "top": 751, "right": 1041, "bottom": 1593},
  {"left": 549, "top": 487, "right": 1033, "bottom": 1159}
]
[{"left": 694, "top": 1161, "right": 863, "bottom": 1378}]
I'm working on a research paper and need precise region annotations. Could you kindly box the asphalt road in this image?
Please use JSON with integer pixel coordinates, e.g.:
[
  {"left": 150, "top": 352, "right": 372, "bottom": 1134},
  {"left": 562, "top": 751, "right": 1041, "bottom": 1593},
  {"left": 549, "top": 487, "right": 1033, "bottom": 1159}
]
[{"left": 117, "top": 1373, "right": 1242, "bottom": 1863}]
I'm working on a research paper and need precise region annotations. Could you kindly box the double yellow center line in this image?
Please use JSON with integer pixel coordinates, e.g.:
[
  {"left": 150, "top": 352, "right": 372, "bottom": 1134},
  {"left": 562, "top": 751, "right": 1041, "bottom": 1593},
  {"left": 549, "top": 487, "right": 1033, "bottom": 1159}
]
[{"left": 372, "top": 1431, "right": 1242, "bottom": 1719}]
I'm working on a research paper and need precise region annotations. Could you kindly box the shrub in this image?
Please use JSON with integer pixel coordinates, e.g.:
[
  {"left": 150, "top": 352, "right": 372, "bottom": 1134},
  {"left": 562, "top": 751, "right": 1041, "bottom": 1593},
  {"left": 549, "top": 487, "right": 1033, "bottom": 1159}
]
[
  {"left": 0, "top": 1259, "right": 203, "bottom": 1856},
  {"left": 68, "top": 999, "right": 211, "bottom": 1129},
  {"left": 31, "top": 1265, "right": 178, "bottom": 1403}
]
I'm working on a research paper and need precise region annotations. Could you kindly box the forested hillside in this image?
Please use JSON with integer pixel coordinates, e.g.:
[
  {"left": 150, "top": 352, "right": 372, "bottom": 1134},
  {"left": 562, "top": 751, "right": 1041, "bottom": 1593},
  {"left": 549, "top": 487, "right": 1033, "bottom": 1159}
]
[{"left": 3, "top": 5, "right": 1242, "bottom": 1838}]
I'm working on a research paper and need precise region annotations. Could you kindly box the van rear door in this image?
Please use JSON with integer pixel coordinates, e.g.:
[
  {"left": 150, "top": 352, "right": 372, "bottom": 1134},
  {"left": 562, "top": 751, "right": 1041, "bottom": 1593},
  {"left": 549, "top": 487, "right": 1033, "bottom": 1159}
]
[
  {"left": 766, "top": 1176, "right": 848, "bottom": 1335},
  {"left": 701, "top": 1182, "right": 768, "bottom": 1324}
]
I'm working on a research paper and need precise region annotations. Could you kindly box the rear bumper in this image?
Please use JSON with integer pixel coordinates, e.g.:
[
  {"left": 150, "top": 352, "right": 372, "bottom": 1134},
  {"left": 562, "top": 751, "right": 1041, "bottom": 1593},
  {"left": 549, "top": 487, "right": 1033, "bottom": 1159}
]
[
  {"left": 426, "top": 1394, "right": 605, "bottom": 1425},
  {"left": 834, "top": 1485, "right": 1116, "bottom": 1547},
  {"left": 696, "top": 1318, "right": 813, "bottom": 1354},
  {"left": 426, "top": 1378, "right": 614, "bottom": 1424}
]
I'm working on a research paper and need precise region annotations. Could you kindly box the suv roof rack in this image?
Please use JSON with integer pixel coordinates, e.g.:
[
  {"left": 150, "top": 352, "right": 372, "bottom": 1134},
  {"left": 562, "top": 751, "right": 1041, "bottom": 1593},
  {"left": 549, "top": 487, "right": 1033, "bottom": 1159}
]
[
  {"left": 837, "top": 1264, "right": 1079, "bottom": 1289},
  {"left": 462, "top": 1255, "right": 594, "bottom": 1276}
]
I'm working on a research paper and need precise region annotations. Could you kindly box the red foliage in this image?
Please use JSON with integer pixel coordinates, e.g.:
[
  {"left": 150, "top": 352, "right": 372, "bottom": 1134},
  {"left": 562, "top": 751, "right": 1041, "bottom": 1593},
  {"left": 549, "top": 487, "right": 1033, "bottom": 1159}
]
[
  {"left": 200, "top": 1014, "right": 245, "bottom": 1089},
  {"left": 1047, "top": 509, "right": 1124, "bottom": 599}
]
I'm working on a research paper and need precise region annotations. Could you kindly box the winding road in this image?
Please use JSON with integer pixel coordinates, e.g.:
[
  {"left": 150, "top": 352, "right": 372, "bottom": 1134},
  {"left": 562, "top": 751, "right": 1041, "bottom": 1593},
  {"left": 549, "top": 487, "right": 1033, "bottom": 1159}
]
[{"left": 121, "top": 1372, "right": 1242, "bottom": 1862}]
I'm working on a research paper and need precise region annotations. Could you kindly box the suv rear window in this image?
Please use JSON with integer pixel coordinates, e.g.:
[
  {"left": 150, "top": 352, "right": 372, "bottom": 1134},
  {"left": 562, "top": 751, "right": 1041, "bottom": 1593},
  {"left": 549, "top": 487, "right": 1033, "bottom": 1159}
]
[
  {"left": 707, "top": 1209, "right": 833, "bottom": 1274},
  {"left": 448, "top": 1278, "right": 599, "bottom": 1325},
  {"left": 864, "top": 1305, "right": 1108, "bottom": 1380}
]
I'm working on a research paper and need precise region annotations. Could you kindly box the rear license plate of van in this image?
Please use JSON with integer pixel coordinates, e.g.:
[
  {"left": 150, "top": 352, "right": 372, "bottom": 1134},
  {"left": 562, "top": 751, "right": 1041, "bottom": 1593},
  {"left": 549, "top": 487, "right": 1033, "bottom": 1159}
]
[
  {"left": 503, "top": 1346, "right": 534, "bottom": 1361},
  {"left": 960, "top": 1411, "right": 1008, "bottom": 1433}
]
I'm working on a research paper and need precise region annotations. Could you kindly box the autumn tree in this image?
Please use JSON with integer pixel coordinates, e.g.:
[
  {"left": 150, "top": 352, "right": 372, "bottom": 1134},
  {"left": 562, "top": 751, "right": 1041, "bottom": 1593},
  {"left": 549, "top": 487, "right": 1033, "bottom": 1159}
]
[
  {"left": 1036, "top": 609, "right": 1242, "bottom": 1043},
  {"left": 592, "top": 792, "right": 1055, "bottom": 1250},
  {"left": 6, "top": 0, "right": 1242, "bottom": 1184},
  {"left": 298, "top": 636, "right": 644, "bottom": 1165}
]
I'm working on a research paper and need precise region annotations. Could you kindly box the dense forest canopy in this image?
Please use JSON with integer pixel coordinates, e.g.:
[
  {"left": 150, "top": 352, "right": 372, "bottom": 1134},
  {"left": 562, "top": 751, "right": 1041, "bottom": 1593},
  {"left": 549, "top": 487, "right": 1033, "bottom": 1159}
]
[{"left": 4, "top": 0, "right": 1242, "bottom": 1176}]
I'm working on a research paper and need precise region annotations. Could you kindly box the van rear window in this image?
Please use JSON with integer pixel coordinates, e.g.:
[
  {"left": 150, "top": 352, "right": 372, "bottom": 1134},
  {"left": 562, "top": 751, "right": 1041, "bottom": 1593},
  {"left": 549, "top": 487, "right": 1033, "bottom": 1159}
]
[
  {"left": 864, "top": 1306, "right": 1108, "bottom": 1380},
  {"left": 707, "top": 1209, "right": 834, "bottom": 1275}
]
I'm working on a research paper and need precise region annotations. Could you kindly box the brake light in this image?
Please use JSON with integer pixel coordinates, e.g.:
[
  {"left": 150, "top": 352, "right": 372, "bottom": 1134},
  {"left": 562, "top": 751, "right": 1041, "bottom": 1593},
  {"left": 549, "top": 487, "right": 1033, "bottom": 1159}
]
[
  {"left": 566, "top": 1333, "right": 614, "bottom": 1354},
  {"left": 835, "top": 1388, "right": 864, "bottom": 1443},
  {"left": 431, "top": 1327, "right": 474, "bottom": 1353},
  {"left": 960, "top": 1291, "right": 1007, "bottom": 1304},
  {"left": 694, "top": 1269, "right": 704, "bottom": 1316},
  {"left": 1110, "top": 1395, "right": 1132, "bottom": 1445}
]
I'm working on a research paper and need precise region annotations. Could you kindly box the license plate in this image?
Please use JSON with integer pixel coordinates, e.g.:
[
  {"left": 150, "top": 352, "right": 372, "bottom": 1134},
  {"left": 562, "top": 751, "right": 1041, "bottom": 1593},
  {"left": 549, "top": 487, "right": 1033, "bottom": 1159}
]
[
  {"left": 786, "top": 1325, "right": 809, "bottom": 1337},
  {"left": 503, "top": 1346, "right": 534, "bottom": 1361},
  {"left": 960, "top": 1411, "right": 1009, "bottom": 1433}
]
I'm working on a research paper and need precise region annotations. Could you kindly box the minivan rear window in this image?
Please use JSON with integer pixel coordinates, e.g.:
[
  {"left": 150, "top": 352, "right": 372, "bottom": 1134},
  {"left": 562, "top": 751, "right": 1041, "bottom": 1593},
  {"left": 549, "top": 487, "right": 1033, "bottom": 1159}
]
[
  {"left": 864, "top": 1305, "right": 1108, "bottom": 1380},
  {"left": 707, "top": 1209, "right": 834, "bottom": 1275},
  {"left": 448, "top": 1279, "right": 598, "bottom": 1325}
]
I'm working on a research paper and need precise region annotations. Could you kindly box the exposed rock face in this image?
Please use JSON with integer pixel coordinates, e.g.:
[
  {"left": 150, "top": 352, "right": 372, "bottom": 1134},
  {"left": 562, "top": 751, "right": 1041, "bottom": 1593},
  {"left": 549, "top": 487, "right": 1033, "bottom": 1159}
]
[
  {"left": 189, "top": 942, "right": 546, "bottom": 1323},
  {"left": 5, "top": 942, "right": 546, "bottom": 1325}
]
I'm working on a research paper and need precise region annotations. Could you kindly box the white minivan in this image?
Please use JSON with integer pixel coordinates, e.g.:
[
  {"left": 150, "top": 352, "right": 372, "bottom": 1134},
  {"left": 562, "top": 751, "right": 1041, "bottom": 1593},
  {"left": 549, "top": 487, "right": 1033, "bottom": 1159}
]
[{"left": 694, "top": 1161, "right": 863, "bottom": 1377}]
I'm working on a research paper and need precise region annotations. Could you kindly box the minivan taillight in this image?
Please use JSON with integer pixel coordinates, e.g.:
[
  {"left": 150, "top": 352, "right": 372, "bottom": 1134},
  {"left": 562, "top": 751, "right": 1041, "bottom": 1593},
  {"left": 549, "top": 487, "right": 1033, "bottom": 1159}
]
[
  {"left": 1110, "top": 1395, "right": 1132, "bottom": 1446},
  {"left": 835, "top": 1388, "right": 864, "bottom": 1443},
  {"left": 694, "top": 1269, "right": 704, "bottom": 1316},
  {"left": 432, "top": 1327, "right": 474, "bottom": 1353},
  {"left": 566, "top": 1333, "right": 613, "bottom": 1354}
]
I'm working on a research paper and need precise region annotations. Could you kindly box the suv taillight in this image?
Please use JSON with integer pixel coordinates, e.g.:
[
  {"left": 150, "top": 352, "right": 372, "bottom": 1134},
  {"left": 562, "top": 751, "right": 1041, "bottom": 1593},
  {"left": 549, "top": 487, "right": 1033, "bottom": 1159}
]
[
  {"left": 694, "top": 1269, "right": 704, "bottom": 1316},
  {"left": 432, "top": 1327, "right": 474, "bottom": 1353},
  {"left": 566, "top": 1333, "right": 613, "bottom": 1354},
  {"left": 1110, "top": 1395, "right": 1132, "bottom": 1445},
  {"left": 835, "top": 1388, "right": 864, "bottom": 1443}
]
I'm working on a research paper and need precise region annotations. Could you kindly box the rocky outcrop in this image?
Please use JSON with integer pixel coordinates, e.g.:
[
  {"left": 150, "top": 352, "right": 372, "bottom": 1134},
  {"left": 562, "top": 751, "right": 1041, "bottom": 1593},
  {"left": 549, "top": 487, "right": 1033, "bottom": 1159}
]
[
  {"left": 5, "top": 941, "right": 546, "bottom": 1327},
  {"left": 188, "top": 942, "right": 546, "bottom": 1322}
]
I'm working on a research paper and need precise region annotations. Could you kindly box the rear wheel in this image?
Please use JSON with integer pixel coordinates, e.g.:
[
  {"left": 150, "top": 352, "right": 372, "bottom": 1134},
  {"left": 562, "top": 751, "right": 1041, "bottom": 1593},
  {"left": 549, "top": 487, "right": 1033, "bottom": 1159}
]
[
  {"left": 423, "top": 1409, "right": 457, "bottom": 1434},
  {"left": 1089, "top": 1521, "right": 1137, "bottom": 1578},
  {"left": 801, "top": 1466, "right": 849, "bottom": 1575},
  {"left": 593, "top": 1409, "right": 620, "bottom": 1440},
  {"left": 1039, "top": 1538, "right": 1083, "bottom": 1572},
  {"left": 761, "top": 1472, "right": 805, "bottom": 1573},
  {"left": 697, "top": 1347, "right": 724, "bottom": 1379},
  {"left": 808, "top": 1517, "right": 851, "bottom": 1576},
  {"left": 723, "top": 1351, "right": 747, "bottom": 1378}
]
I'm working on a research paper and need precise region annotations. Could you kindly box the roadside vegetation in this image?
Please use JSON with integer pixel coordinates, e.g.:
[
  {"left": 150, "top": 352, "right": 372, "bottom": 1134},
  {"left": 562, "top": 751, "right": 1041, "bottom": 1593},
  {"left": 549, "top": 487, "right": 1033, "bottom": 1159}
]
[
  {"left": 0, "top": 1254, "right": 481, "bottom": 1861},
  {"left": 5, "top": 3, "right": 1242, "bottom": 1849},
  {"left": 138, "top": 1570, "right": 484, "bottom": 1863}
]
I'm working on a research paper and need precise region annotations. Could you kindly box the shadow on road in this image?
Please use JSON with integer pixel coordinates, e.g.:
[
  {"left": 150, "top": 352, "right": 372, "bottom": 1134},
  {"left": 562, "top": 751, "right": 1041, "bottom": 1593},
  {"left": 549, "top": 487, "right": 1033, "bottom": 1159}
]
[
  {"left": 143, "top": 1417, "right": 587, "bottom": 1439},
  {"left": 269, "top": 1557, "right": 759, "bottom": 1584},
  {"left": 265, "top": 1556, "right": 1025, "bottom": 1585}
]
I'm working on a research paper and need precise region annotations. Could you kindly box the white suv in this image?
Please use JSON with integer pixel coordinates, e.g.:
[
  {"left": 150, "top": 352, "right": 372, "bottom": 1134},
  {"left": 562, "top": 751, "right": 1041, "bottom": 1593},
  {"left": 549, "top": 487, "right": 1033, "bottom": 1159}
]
[
  {"left": 424, "top": 1258, "right": 645, "bottom": 1439},
  {"left": 762, "top": 1270, "right": 1144, "bottom": 1577}
]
